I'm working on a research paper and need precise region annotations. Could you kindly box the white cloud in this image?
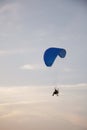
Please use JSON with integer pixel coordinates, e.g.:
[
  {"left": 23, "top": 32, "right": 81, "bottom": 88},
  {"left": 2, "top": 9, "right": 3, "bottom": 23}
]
[
  {"left": 20, "top": 64, "right": 35, "bottom": 70},
  {"left": 59, "top": 83, "right": 87, "bottom": 88},
  {"left": 20, "top": 64, "right": 44, "bottom": 70}
]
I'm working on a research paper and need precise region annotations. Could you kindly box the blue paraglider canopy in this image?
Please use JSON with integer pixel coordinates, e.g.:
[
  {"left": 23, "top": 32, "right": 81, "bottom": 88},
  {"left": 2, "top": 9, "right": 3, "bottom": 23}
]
[{"left": 44, "top": 47, "right": 66, "bottom": 67}]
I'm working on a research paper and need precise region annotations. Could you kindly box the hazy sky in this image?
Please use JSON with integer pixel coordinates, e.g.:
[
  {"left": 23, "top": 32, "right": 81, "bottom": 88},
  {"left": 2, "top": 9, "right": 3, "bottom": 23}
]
[
  {"left": 0, "top": 1, "right": 87, "bottom": 129},
  {"left": 0, "top": 0, "right": 87, "bottom": 86},
  {"left": 0, "top": 86, "right": 87, "bottom": 130}
]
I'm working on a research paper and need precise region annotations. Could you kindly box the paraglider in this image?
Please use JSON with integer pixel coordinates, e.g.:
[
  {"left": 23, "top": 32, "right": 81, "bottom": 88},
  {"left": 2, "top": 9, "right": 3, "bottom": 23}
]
[
  {"left": 43, "top": 47, "right": 66, "bottom": 96},
  {"left": 44, "top": 47, "right": 66, "bottom": 67}
]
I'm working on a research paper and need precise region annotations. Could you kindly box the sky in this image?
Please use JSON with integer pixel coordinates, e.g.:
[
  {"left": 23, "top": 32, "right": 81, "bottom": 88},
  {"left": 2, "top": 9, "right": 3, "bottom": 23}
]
[
  {"left": 0, "top": 1, "right": 87, "bottom": 130},
  {"left": 0, "top": 86, "right": 87, "bottom": 130},
  {"left": 0, "top": 0, "right": 87, "bottom": 86}
]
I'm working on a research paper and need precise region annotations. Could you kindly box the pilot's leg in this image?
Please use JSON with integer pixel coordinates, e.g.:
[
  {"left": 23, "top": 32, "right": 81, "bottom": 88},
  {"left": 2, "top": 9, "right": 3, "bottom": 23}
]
[{"left": 52, "top": 92, "right": 54, "bottom": 96}]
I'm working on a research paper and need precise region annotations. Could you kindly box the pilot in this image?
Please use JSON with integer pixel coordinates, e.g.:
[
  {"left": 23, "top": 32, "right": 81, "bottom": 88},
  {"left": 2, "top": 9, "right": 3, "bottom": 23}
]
[{"left": 52, "top": 88, "right": 59, "bottom": 96}]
